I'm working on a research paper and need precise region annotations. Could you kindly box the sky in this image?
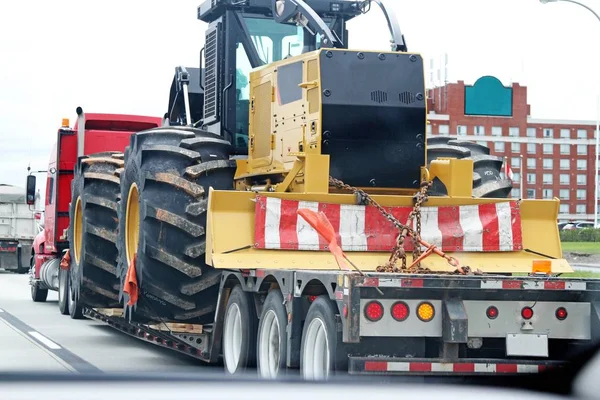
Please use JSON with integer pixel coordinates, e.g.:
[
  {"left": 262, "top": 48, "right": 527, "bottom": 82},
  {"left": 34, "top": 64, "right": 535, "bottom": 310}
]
[{"left": 1, "top": 0, "right": 599, "bottom": 198}]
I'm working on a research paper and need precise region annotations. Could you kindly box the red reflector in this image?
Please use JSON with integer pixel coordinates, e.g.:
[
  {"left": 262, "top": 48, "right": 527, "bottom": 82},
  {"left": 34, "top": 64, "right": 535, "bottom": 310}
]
[
  {"left": 556, "top": 307, "right": 568, "bottom": 320},
  {"left": 502, "top": 280, "right": 522, "bottom": 289},
  {"left": 401, "top": 279, "right": 423, "bottom": 288},
  {"left": 544, "top": 281, "right": 565, "bottom": 290},
  {"left": 391, "top": 301, "right": 409, "bottom": 321},
  {"left": 364, "top": 301, "right": 384, "bottom": 321},
  {"left": 409, "top": 362, "right": 432, "bottom": 372},
  {"left": 308, "top": 295, "right": 318, "bottom": 302},
  {"left": 521, "top": 307, "right": 534, "bottom": 320},
  {"left": 343, "top": 304, "right": 348, "bottom": 318},
  {"left": 486, "top": 306, "right": 499, "bottom": 319},
  {"left": 496, "top": 364, "right": 518, "bottom": 373},
  {"left": 364, "top": 361, "right": 387, "bottom": 371}
]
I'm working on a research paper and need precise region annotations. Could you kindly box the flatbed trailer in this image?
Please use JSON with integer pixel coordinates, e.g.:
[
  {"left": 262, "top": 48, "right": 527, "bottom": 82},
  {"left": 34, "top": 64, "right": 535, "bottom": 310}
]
[{"left": 84, "top": 268, "right": 600, "bottom": 376}]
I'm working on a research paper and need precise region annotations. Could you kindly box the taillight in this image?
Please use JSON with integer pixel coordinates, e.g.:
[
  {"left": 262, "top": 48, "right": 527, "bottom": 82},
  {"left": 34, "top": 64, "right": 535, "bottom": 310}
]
[
  {"left": 555, "top": 307, "right": 568, "bottom": 320},
  {"left": 391, "top": 301, "right": 409, "bottom": 321},
  {"left": 416, "top": 302, "right": 435, "bottom": 322},
  {"left": 364, "top": 301, "right": 384, "bottom": 322},
  {"left": 521, "top": 306, "right": 534, "bottom": 320},
  {"left": 486, "top": 306, "right": 499, "bottom": 319}
]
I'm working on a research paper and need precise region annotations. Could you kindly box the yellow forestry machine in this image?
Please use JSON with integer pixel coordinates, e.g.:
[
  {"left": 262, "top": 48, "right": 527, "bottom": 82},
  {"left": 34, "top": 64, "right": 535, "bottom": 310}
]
[{"left": 52, "top": 0, "right": 599, "bottom": 380}]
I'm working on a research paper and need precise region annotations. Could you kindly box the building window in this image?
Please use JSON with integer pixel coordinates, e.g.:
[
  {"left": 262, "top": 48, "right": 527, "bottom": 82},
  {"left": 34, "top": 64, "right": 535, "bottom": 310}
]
[
  {"left": 543, "top": 144, "right": 553, "bottom": 154},
  {"left": 543, "top": 128, "right": 553, "bottom": 138},
  {"left": 511, "top": 188, "right": 520, "bottom": 198},
  {"left": 426, "top": 124, "right": 432, "bottom": 134},
  {"left": 577, "top": 129, "right": 587, "bottom": 139},
  {"left": 577, "top": 189, "right": 586, "bottom": 200},
  {"left": 474, "top": 126, "right": 485, "bottom": 136},
  {"left": 577, "top": 159, "right": 587, "bottom": 170},
  {"left": 526, "top": 127, "right": 536, "bottom": 137},
  {"left": 494, "top": 141, "right": 505, "bottom": 152},
  {"left": 559, "top": 189, "right": 570, "bottom": 200},
  {"left": 560, "top": 174, "right": 570, "bottom": 185},
  {"left": 526, "top": 189, "right": 535, "bottom": 199},
  {"left": 576, "top": 204, "right": 586, "bottom": 214},
  {"left": 560, "top": 144, "right": 570, "bottom": 155},
  {"left": 542, "top": 189, "right": 553, "bottom": 199},
  {"left": 439, "top": 125, "right": 449, "bottom": 134},
  {"left": 512, "top": 172, "right": 521, "bottom": 183},
  {"left": 511, "top": 157, "right": 521, "bottom": 168},
  {"left": 527, "top": 173, "right": 536, "bottom": 184},
  {"left": 560, "top": 129, "right": 570, "bottom": 139},
  {"left": 527, "top": 143, "right": 536, "bottom": 154},
  {"left": 491, "top": 126, "right": 502, "bottom": 136},
  {"left": 577, "top": 174, "right": 587, "bottom": 185},
  {"left": 509, "top": 127, "right": 520, "bottom": 137},
  {"left": 457, "top": 125, "right": 467, "bottom": 136},
  {"left": 543, "top": 174, "right": 553, "bottom": 184},
  {"left": 477, "top": 141, "right": 488, "bottom": 147},
  {"left": 577, "top": 144, "right": 587, "bottom": 155},
  {"left": 543, "top": 159, "right": 553, "bottom": 169},
  {"left": 511, "top": 142, "right": 521, "bottom": 153},
  {"left": 559, "top": 204, "right": 569, "bottom": 214},
  {"left": 527, "top": 158, "right": 536, "bottom": 168},
  {"left": 560, "top": 159, "right": 570, "bottom": 170}
]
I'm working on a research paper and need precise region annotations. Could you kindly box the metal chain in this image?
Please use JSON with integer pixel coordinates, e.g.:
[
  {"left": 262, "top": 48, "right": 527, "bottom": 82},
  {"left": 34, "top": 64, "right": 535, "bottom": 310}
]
[{"left": 329, "top": 177, "right": 434, "bottom": 273}]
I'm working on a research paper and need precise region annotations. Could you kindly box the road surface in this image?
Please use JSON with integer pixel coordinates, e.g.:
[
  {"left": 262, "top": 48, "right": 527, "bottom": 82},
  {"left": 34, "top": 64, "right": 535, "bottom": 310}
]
[{"left": 0, "top": 271, "right": 218, "bottom": 374}]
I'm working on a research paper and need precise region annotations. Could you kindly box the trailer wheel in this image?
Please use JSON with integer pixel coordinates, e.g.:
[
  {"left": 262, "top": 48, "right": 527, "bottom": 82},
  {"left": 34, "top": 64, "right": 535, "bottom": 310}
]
[
  {"left": 257, "top": 290, "right": 288, "bottom": 379},
  {"left": 426, "top": 136, "right": 513, "bottom": 198},
  {"left": 300, "top": 295, "right": 346, "bottom": 380},
  {"left": 58, "top": 267, "right": 69, "bottom": 315},
  {"left": 68, "top": 280, "right": 84, "bottom": 319},
  {"left": 68, "top": 152, "right": 123, "bottom": 317},
  {"left": 222, "top": 285, "right": 258, "bottom": 375},
  {"left": 116, "top": 127, "right": 235, "bottom": 323}
]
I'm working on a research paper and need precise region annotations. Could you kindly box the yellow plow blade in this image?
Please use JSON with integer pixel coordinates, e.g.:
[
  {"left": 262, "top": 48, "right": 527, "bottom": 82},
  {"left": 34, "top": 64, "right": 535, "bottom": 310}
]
[{"left": 206, "top": 189, "right": 572, "bottom": 274}]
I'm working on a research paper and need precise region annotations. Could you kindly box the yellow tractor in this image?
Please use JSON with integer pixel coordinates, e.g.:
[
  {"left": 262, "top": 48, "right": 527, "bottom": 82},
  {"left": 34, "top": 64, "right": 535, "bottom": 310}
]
[{"left": 73, "top": 0, "right": 595, "bottom": 380}]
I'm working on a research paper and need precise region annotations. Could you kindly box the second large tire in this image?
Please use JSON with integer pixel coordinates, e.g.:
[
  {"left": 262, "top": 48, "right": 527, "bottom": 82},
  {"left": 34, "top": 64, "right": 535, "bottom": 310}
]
[
  {"left": 68, "top": 152, "right": 122, "bottom": 312},
  {"left": 426, "top": 136, "right": 513, "bottom": 198},
  {"left": 116, "top": 127, "right": 236, "bottom": 324}
]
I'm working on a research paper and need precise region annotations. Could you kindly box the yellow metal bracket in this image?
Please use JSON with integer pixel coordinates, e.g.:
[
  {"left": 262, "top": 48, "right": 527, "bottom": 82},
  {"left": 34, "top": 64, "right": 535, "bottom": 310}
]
[{"left": 424, "top": 158, "right": 474, "bottom": 198}]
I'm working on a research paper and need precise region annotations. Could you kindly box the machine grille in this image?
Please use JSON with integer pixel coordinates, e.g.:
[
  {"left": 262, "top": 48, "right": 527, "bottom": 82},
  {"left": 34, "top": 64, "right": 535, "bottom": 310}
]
[
  {"left": 203, "top": 24, "right": 220, "bottom": 123},
  {"left": 370, "top": 90, "right": 388, "bottom": 103},
  {"left": 399, "top": 91, "right": 416, "bottom": 104}
]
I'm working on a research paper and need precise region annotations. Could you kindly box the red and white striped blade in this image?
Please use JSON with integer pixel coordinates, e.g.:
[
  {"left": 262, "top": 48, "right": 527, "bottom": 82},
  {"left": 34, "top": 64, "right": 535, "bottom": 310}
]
[{"left": 254, "top": 196, "right": 523, "bottom": 253}]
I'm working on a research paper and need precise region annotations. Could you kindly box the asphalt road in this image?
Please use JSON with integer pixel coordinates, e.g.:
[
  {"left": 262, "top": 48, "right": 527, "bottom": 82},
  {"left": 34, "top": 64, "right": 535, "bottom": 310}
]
[{"left": 0, "top": 271, "right": 218, "bottom": 375}]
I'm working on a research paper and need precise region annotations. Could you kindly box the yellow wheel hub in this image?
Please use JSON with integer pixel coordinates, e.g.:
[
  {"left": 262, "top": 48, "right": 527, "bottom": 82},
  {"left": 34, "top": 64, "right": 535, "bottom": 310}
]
[
  {"left": 73, "top": 196, "right": 83, "bottom": 264},
  {"left": 125, "top": 183, "right": 140, "bottom": 265}
]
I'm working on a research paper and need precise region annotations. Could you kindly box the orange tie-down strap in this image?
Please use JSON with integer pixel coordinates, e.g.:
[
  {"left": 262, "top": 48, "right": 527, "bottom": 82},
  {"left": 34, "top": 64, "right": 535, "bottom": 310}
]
[
  {"left": 60, "top": 250, "right": 71, "bottom": 270},
  {"left": 123, "top": 254, "right": 139, "bottom": 306}
]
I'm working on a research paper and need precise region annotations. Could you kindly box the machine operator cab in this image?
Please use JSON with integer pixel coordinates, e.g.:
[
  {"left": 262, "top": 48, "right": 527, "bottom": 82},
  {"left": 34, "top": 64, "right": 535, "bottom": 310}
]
[{"left": 167, "top": 0, "right": 407, "bottom": 156}]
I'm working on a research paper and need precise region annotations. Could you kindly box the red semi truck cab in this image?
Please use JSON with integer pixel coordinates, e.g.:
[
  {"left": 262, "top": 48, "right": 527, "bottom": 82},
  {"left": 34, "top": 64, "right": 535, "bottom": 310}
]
[{"left": 30, "top": 110, "right": 162, "bottom": 289}]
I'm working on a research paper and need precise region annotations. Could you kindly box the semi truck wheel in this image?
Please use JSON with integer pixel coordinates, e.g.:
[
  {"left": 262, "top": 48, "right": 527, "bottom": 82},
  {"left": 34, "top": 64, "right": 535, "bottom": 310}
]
[
  {"left": 257, "top": 290, "right": 288, "bottom": 379},
  {"left": 116, "top": 127, "right": 235, "bottom": 324},
  {"left": 300, "top": 295, "right": 347, "bottom": 380},
  {"left": 426, "top": 136, "right": 513, "bottom": 198},
  {"left": 222, "top": 285, "right": 258, "bottom": 374},
  {"left": 58, "top": 267, "right": 69, "bottom": 315},
  {"left": 68, "top": 152, "right": 123, "bottom": 319},
  {"left": 30, "top": 255, "right": 48, "bottom": 302}
]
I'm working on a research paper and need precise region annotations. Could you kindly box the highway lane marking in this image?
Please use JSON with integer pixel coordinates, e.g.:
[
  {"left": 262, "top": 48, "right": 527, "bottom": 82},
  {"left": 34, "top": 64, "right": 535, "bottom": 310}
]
[
  {"left": 0, "top": 307, "right": 101, "bottom": 374},
  {"left": 28, "top": 331, "right": 61, "bottom": 350}
]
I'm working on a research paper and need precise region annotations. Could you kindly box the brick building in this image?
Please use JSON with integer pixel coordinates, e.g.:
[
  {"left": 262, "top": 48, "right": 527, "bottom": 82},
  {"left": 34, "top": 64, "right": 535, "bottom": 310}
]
[{"left": 426, "top": 75, "right": 599, "bottom": 223}]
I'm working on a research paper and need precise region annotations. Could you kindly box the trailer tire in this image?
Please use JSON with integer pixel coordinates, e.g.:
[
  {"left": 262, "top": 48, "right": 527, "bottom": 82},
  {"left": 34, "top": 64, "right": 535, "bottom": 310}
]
[
  {"left": 69, "top": 280, "right": 84, "bottom": 319},
  {"left": 426, "top": 136, "right": 513, "bottom": 198},
  {"left": 116, "top": 127, "right": 235, "bottom": 324},
  {"left": 222, "top": 285, "right": 258, "bottom": 375},
  {"left": 300, "top": 295, "right": 347, "bottom": 380},
  {"left": 58, "top": 267, "right": 69, "bottom": 315},
  {"left": 68, "top": 152, "right": 123, "bottom": 315},
  {"left": 257, "top": 290, "right": 288, "bottom": 378}
]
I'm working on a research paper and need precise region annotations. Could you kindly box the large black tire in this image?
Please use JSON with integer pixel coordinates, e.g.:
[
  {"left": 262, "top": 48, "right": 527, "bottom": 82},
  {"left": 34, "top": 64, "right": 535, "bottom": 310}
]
[
  {"left": 426, "top": 136, "right": 513, "bottom": 198},
  {"left": 116, "top": 127, "right": 236, "bottom": 324},
  {"left": 68, "top": 152, "right": 122, "bottom": 314}
]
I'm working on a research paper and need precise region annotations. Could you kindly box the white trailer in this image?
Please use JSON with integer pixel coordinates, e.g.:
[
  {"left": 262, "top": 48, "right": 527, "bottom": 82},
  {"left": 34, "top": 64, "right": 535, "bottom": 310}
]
[{"left": 0, "top": 184, "right": 42, "bottom": 273}]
